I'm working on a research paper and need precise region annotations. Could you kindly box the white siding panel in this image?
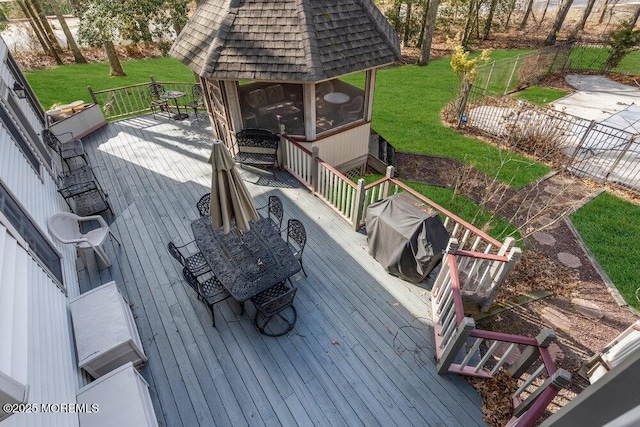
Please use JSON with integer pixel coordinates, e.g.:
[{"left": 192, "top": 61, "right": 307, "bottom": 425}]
[{"left": 0, "top": 124, "right": 79, "bottom": 299}]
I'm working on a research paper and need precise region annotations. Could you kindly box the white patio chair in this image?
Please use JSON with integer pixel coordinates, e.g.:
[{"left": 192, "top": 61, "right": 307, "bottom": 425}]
[{"left": 47, "top": 212, "right": 120, "bottom": 268}]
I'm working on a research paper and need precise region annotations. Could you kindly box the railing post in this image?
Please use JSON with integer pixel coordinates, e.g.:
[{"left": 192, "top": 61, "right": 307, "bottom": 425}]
[
  {"left": 568, "top": 120, "right": 596, "bottom": 165},
  {"left": 437, "top": 316, "right": 475, "bottom": 375},
  {"left": 87, "top": 86, "right": 98, "bottom": 104},
  {"left": 382, "top": 165, "right": 395, "bottom": 198},
  {"left": 150, "top": 75, "right": 157, "bottom": 84},
  {"left": 512, "top": 368, "right": 571, "bottom": 419},
  {"left": 604, "top": 134, "right": 635, "bottom": 181},
  {"left": 504, "top": 55, "right": 520, "bottom": 95},
  {"left": 351, "top": 178, "right": 366, "bottom": 231},
  {"left": 509, "top": 328, "right": 557, "bottom": 378},
  {"left": 278, "top": 125, "right": 286, "bottom": 170},
  {"left": 481, "top": 241, "right": 522, "bottom": 312},
  {"left": 483, "top": 62, "right": 495, "bottom": 96},
  {"left": 311, "top": 146, "right": 319, "bottom": 194}
]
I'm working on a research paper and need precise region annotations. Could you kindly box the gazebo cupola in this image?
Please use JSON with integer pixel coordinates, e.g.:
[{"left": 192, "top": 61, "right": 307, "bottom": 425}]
[{"left": 170, "top": 0, "right": 401, "bottom": 172}]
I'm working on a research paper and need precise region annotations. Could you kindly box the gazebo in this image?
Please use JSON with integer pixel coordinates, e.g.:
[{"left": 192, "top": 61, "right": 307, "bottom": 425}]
[{"left": 170, "top": 0, "right": 401, "bottom": 172}]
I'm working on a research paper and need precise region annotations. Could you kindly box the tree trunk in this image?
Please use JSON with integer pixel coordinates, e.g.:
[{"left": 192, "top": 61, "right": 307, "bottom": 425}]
[
  {"left": 544, "top": 0, "right": 575, "bottom": 45},
  {"left": 503, "top": 0, "right": 517, "bottom": 30},
  {"left": 483, "top": 0, "right": 499, "bottom": 39},
  {"left": 519, "top": 0, "right": 535, "bottom": 29},
  {"left": 569, "top": 0, "right": 597, "bottom": 40},
  {"left": 418, "top": 0, "right": 440, "bottom": 65},
  {"left": 630, "top": 4, "right": 640, "bottom": 27},
  {"left": 598, "top": 0, "right": 610, "bottom": 24},
  {"left": 15, "top": 0, "right": 48, "bottom": 52},
  {"left": 104, "top": 39, "right": 125, "bottom": 76},
  {"left": 462, "top": 0, "right": 480, "bottom": 46},
  {"left": 539, "top": 0, "right": 552, "bottom": 27},
  {"left": 27, "top": 0, "right": 63, "bottom": 52},
  {"left": 21, "top": 0, "right": 63, "bottom": 64},
  {"left": 48, "top": 0, "right": 87, "bottom": 63},
  {"left": 403, "top": 1, "right": 413, "bottom": 47}
]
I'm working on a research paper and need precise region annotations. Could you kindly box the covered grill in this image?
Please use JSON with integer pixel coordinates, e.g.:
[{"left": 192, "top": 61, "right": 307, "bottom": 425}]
[{"left": 366, "top": 194, "right": 450, "bottom": 283}]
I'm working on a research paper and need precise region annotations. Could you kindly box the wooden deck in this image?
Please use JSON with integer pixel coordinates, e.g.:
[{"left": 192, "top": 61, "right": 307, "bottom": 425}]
[{"left": 78, "top": 114, "right": 485, "bottom": 427}]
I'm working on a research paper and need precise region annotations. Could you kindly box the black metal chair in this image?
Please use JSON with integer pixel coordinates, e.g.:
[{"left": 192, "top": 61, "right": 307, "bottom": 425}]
[
  {"left": 286, "top": 219, "right": 307, "bottom": 277},
  {"left": 148, "top": 83, "right": 169, "bottom": 119},
  {"left": 190, "top": 84, "right": 205, "bottom": 120},
  {"left": 250, "top": 281, "right": 298, "bottom": 336},
  {"left": 197, "top": 193, "right": 210, "bottom": 217},
  {"left": 167, "top": 241, "right": 210, "bottom": 277},
  {"left": 258, "top": 195, "right": 283, "bottom": 231},
  {"left": 183, "top": 268, "right": 230, "bottom": 327},
  {"left": 43, "top": 129, "right": 86, "bottom": 171}
]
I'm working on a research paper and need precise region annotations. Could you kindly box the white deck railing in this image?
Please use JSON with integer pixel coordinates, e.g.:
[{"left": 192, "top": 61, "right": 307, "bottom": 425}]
[
  {"left": 281, "top": 135, "right": 521, "bottom": 309},
  {"left": 432, "top": 240, "right": 571, "bottom": 427}
]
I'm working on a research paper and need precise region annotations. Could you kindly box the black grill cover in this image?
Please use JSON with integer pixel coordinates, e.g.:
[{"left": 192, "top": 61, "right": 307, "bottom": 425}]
[{"left": 366, "top": 194, "right": 449, "bottom": 283}]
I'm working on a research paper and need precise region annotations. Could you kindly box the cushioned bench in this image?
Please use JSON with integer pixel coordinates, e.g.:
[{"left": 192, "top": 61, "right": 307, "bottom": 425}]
[{"left": 233, "top": 128, "right": 280, "bottom": 180}]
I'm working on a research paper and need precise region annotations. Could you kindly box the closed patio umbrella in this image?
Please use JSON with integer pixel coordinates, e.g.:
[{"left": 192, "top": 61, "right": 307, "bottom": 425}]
[{"left": 208, "top": 140, "right": 259, "bottom": 234}]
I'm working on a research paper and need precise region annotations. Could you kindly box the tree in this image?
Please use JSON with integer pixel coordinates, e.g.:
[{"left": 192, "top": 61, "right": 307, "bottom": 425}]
[
  {"left": 606, "top": 20, "right": 640, "bottom": 69},
  {"left": 569, "top": 0, "right": 597, "bottom": 40},
  {"left": 77, "top": 2, "right": 126, "bottom": 76},
  {"left": 519, "top": 0, "right": 535, "bottom": 30},
  {"left": 418, "top": 0, "right": 440, "bottom": 64},
  {"left": 630, "top": 5, "right": 640, "bottom": 28},
  {"left": 544, "top": 0, "right": 575, "bottom": 45},
  {"left": 27, "top": 0, "right": 63, "bottom": 52},
  {"left": 17, "top": 0, "right": 63, "bottom": 64},
  {"left": 482, "top": 0, "right": 499, "bottom": 39},
  {"left": 48, "top": 0, "right": 87, "bottom": 63}
]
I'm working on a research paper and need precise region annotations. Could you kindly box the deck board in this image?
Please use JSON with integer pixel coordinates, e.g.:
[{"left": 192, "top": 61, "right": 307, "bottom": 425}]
[{"left": 79, "top": 115, "right": 485, "bottom": 426}]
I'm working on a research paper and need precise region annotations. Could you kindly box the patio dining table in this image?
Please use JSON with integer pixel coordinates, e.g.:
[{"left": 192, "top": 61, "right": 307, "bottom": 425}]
[{"left": 191, "top": 216, "right": 301, "bottom": 302}]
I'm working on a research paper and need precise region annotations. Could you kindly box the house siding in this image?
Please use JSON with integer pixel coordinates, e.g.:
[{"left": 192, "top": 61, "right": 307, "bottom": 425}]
[{"left": 0, "top": 36, "right": 84, "bottom": 426}]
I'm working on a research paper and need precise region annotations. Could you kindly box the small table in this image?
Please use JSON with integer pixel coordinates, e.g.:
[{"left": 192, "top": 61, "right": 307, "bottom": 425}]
[
  {"left": 192, "top": 217, "right": 301, "bottom": 302},
  {"left": 323, "top": 92, "right": 350, "bottom": 105},
  {"left": 162, "top": 90, "right": 188, "bottom": 120}
]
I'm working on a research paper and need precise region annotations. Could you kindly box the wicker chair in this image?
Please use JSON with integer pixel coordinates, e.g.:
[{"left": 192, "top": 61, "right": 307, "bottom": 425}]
[
  {"left": 182, "top": 268, "right": 230, "bottom": 327},
  {"left": 286, "top": 219, "right": 307, "bottom": 277},
  {"left": 167, "top": 241, "right": 210, "bottom": 277},
  {"left": 250, "top": 281, "right": 297, "bottom": 336},
  {"left": 197, "top": 193, "right": 210, "bottom": 217}
]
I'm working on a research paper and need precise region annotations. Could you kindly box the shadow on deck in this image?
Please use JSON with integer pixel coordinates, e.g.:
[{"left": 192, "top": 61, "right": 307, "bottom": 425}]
[{"left": 77, "top": 114, "right": 485, "bottom": 426}]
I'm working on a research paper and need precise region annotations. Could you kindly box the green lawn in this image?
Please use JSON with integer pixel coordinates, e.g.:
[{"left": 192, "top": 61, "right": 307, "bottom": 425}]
[
  {"left": 513, "top": 86, "right": 567, "bottom": 105},
  {"left": 24, "top": 57, "right": 196, "bottom": 110},
  {"left": 346, "top": 52, "right": 549, "bottom": 188},
  {"left": 571, "top": 192, "right": 640, "bottom": 310}
]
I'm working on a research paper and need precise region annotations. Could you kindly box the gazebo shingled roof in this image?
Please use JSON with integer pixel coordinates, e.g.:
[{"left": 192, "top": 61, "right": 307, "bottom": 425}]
[{"left": 170, "top": 0, "right": 401, "bottom": 81}]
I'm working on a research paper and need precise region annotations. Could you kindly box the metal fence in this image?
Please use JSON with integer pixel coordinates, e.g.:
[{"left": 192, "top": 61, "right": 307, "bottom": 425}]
[
  {"left": 464, "top": 85, "right": 640, "bottom": 193},
  {"left": 475, "top": 41, "right": 640, "bottom": 98},
  {"left": 87, "top": 79, "right": 201, "bottom": 120},
  {"left": 464, "top": 42, "right": 640, "bottom": 193}
]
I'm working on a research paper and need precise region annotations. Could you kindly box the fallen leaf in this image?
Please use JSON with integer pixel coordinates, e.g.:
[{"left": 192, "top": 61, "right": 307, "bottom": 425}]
[
  {"left": 331, "top": 340, "right": 340, "bottom": 346},
  {"left": 392, "top": 302, "right": 400, "bottom": 307}
]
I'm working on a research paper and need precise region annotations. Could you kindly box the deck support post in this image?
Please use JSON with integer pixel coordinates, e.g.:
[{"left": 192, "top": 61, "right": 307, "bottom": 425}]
[
  {"left": 437, "top": 316, "right": 475, "bottom": 375},
  {"left": 509, "top": 328, "right": 556, "bottom": 378}
]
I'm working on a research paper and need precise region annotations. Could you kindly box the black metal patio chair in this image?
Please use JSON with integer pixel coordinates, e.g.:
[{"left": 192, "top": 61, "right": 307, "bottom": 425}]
[
  {"left": 182, "top": 268, "right": 231, "bottom": 327},
  {"left": 286, "top": 219, "right": 307, "bottom": 277},
  {"left": 197, "top": 193, "right": 210, "bottom": 217},
  {"left": 250, "top": 280, "right": 298, "bottom": 336},
  {"left": 257, "top": 195, "right": 283, "bottom": 231},
  {"left": 167, "top": 240, "right": 210, "bottom": 277},
  {"left": 190, "top": 84, "right": 205, "bottom": 120},
  {"left": 148, "top": 83, "right": 169, "bottom": 119}
]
